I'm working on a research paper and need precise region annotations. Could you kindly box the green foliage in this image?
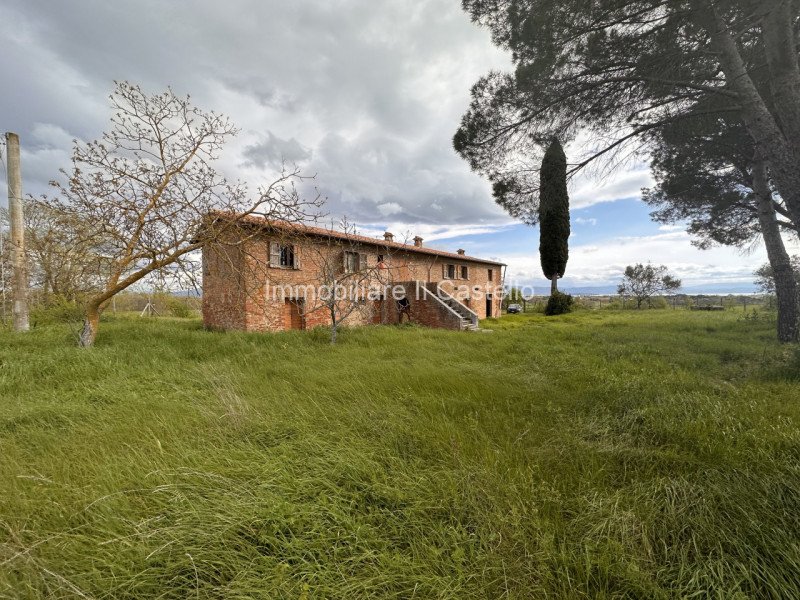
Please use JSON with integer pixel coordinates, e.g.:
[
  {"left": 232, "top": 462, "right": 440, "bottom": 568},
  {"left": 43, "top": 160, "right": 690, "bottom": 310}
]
[
  {"left": 451, "top": 0, "right": 795, "bottom": 231},
  {"left": 1, "top": 312, "right": 799, "bottom": 598},
  {"left": 29, "top": 297, "right": 84, "bottom": 326},
  {"left": 754, "top": 255, "right": 800, "bottom": 293},
  {"left": 166, "top": 296, "right": 193, "bottom": 318},
  {"left": 643, "top": 109, "right": 761, "bottom": 249},
  {"left": 539, "top": 139, "right": 570, "bottom": 283},
  {"left": 618, "top": 263, "right": 682, "bottom": 309},
  {"left": 504, "top": 286, "right": 524, "bottom": 304},
  {"left": 648, "top": 296, "right": 669, "bottom": 309},
  {"left": 544, "top": 291, "right": 573, "bottom": 315}
]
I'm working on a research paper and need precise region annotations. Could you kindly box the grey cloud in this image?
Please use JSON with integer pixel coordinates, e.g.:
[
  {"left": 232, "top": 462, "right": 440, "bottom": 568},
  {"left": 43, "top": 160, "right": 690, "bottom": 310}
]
[
  {"left": 221, "top": 77, "right": 303, "bottom": 112},
  {"left": 308, "top": 130, "right": 509, "bottom": 227},
  {"left": 242, "top": 132, "right": 312, "bottom": 170},
  {"left": 0, "top": 0, "right": 514, "bottom": 225}
]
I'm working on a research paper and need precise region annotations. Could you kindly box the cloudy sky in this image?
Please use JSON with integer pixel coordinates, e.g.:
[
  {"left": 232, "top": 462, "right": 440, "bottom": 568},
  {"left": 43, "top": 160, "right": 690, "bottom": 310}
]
[{"left": 1, "top": 0, "right": 794, "bottom": 293}]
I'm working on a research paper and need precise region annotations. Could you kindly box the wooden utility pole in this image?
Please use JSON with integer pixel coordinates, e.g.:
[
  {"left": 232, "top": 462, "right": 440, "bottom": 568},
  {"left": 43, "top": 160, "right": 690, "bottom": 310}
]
[{"left": 5, "top": 132, "right": 29, "bottom": 331}]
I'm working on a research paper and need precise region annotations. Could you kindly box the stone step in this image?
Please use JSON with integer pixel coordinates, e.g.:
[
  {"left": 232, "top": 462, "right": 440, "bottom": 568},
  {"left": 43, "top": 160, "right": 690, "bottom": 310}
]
[
  {"left": 446, "top": 300, "right": 472, "bottom": 316},
  {"left": 459, "top": 318, "right": 479, "bottom": 332},
  {"left": 433, "top": 289, "right": 478, "bottom": 328}
]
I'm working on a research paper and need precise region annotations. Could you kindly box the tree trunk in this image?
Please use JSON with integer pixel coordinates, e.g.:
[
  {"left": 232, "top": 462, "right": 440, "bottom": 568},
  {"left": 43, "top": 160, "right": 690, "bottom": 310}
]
[
  {"left": 753, "top": 159, "right": 799, "bottom": 342},
  {"left": 79, "top": 303, "right": 101, "bottom": 347},
  {"left": 694, "top": 1, "right": 800, "bottom": 231},
  {"left": 5, "top": 132, "right": 30, "bottom": 332},
  {"left": 762, "top": 0, "right": 800, "bottom": 163},
  {"left": 550, "top": 274, "right": 558, "bottom": 294}
]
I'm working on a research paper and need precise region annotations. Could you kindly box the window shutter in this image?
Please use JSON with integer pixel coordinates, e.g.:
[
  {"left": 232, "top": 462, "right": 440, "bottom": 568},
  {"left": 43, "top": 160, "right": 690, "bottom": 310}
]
[
  {"left": 442, "top": 264, "right": 447, "bottom": 279},
  {"left": 359, "top": 253, "right": 368, "bottom": 272},
  {"left": 269, "top": 242, "right": 281, "bottom": 267},
  {"left": 292, "top": 247, "right": 300, "bottom": 270},
  {"left": 342, "top": 251, "right": 348, "bottom": 273}
]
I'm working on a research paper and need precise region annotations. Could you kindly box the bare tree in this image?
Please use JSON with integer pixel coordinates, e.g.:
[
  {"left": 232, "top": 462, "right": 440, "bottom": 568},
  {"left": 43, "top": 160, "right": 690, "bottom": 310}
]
[
  {"left": 41, "top": 82, "right": 321, "bottom": 346},
  {"left": 294, "top": 220, "right": 396, "bottom": 344},
  {"left": 618, "top": 264, "right": 682, "bottom": 309},
  {"left": 19, "top": 199, "right": 108, "bottom": 304}
]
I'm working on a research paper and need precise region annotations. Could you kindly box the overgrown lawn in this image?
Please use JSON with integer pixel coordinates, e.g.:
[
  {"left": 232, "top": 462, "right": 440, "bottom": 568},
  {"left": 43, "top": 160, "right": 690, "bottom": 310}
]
[{"left": 1, "top": 310, "right": 798, "bottom": 598}]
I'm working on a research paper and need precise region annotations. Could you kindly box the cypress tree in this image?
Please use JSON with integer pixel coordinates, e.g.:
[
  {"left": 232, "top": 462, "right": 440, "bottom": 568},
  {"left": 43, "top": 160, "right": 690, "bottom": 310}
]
[{"left": 538, "top": 139, "right": 570, "bottom": 293}]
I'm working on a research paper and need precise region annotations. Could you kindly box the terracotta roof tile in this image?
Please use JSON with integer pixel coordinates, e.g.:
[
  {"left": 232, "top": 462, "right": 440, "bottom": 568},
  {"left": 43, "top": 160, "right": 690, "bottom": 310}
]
[{"left": 212, "top": 212, "right": 507, "bottom": 266}]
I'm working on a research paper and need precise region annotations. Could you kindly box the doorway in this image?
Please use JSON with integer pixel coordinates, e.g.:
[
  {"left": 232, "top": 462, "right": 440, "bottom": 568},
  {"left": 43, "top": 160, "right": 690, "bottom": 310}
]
[
  {"left": 283, "top": 298, "right": 305, "bottom": 330},
  {"left": 485, "top": 294, "right": 493, "bottom": 318},
  {"left": 372, "top": 296, "right": 384, "bottom": 324}
]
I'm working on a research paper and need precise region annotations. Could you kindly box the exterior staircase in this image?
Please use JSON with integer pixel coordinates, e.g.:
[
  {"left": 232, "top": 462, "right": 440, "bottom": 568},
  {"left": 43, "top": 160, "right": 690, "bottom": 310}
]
[
  {"left": 424, "top": 283, "right": 480, "bottom": 331},
  {"left": 395, "top": 281, "right": 483, "bottom": 332}
]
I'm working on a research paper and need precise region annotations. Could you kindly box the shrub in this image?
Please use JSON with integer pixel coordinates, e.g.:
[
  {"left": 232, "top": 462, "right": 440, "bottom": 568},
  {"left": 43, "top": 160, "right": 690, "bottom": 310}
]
[
  {"left": 649, "top": 296, "right": 669, "bottom": 309},
  {"left": 544, "top": 291, "right": 573, "bottom": 315},
  {"left": 166, "top": 297, "right": 193, "bottom": 318},
  {"left": 30, "top": 298, "right": 84, "bottom": 326}
]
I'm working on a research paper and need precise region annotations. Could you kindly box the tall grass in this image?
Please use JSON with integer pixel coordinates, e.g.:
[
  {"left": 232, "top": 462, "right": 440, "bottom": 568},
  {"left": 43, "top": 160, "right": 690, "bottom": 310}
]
[{"left": 1, "top": 310, "right": 798, "bottom": 598}]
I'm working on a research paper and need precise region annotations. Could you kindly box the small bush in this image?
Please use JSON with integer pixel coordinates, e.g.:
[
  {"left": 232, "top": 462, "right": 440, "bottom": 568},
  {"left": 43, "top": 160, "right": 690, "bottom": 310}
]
[
  {"left": 166, "top": 297, "right": 193, "bottom": 318},
  {"left": 30, "top": 298, "right": 84, "bottom": 326},
  {"left": 649, "top": 296, "right": 669, "bottom": 309},
  {"left": 544, "top": 291, "right": 573, "bottom": 315}
]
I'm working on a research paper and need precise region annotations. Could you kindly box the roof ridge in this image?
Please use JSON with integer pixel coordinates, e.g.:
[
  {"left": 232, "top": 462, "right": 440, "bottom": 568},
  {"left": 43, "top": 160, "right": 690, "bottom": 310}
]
[{"left": 210, "top": 211, "right": 506, "bottom": 266}]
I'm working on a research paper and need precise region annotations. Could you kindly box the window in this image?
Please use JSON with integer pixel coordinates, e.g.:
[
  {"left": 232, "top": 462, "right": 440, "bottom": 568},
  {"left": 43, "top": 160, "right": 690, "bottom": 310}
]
[
  {"left": 377, "top": 254, "right": 384, "bottom": 263},
  {"left": 344, "top": 251, "right": 368, "bottom": 273},
  {"left": 270, "top": 242, "right": 297, "bottom": 268},
  {"left": 443, "top": 263, "right": 456, "bottom": 279},
  {"left": 280, "top": 245, "right": 295, "bottom": 268},
  {"left": 488, "top": 268, "right": 494, "bottom": 282},
  {"left": 460, "top": 265, "right": 469, "bottom": 280},
  {"left": 345, "top": 251, "right": 359, "bottom": 273}
]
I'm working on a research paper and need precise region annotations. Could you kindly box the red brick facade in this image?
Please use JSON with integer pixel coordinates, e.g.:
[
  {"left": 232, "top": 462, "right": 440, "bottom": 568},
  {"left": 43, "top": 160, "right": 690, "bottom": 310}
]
[{"left": 202, "top": 218, "right": 505, "bottom": 332}]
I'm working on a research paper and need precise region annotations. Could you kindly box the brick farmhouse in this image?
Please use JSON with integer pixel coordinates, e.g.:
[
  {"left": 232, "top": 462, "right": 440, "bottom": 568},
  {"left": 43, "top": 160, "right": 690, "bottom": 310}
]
[{"left": 202, "top": 214, "right": 506, "bottom": 332}]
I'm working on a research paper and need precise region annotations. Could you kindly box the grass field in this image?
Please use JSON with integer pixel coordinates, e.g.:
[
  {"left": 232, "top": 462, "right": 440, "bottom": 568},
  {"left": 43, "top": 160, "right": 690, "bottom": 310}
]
[{"left": 1, "top": 310, "right": 799, "bottom": 599}]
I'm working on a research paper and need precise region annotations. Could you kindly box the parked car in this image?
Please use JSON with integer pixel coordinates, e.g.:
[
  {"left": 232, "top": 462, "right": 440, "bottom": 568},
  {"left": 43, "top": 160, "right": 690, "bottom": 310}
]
[{"left": 507, "top": 303, "right": 522, "bottom": 314}]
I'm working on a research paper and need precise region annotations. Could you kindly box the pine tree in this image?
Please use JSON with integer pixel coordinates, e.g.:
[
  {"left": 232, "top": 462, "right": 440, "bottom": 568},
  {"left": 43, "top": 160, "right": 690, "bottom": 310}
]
[
  {"left": 453, "top": 1, "right": 800, "bottom": 236},
  {"left": 538, "top": 139, "right": 569, "bottom": 294}
]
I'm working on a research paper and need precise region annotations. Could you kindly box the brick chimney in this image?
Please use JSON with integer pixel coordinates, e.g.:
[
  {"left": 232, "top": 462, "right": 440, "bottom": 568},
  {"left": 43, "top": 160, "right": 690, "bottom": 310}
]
[
  {"left": 457, "top": 249, "right": 465, "bottom": 256},
  {"left": 413, "top": 235, "right": 424, "bottom": 247},
  {"left": 383, "top": 232, "right": 394, "bottom": 242}
]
